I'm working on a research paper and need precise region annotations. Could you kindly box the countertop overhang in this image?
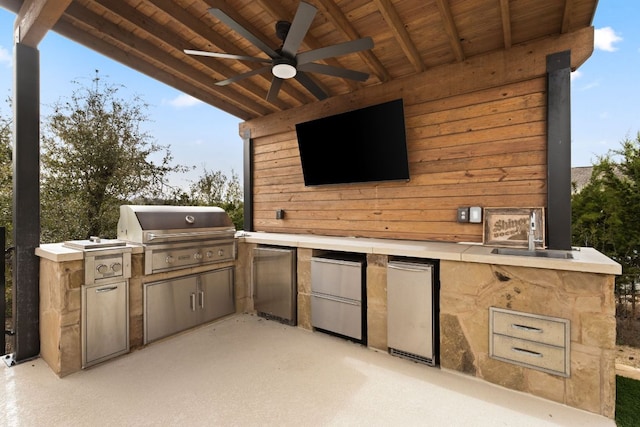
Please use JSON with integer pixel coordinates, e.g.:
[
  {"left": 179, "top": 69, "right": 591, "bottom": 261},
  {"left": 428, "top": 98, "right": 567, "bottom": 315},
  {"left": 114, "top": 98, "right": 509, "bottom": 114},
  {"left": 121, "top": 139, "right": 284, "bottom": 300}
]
[
  {"left": 35, "top": 242, "right": 144, "bottom": 263},
  {"left": 237, "top": 232, "right": 621, "bottom": 275},
  {"left": 35, "top": 232, "right": 621, "bottom": 275}
]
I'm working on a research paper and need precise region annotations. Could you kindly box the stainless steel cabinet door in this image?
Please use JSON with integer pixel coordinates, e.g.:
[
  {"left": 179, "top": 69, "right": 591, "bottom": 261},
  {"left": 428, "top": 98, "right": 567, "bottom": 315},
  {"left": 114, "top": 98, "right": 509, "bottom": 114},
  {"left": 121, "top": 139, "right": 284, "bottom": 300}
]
[
  {"left": 199, "top": 267, "right": 235, "bottom": 324},
  {"left": 83, "top": 281, "right": 129, "bottom": 367},
  {"left": 144, "top": 276, "right": 198, "bottom": 343}
]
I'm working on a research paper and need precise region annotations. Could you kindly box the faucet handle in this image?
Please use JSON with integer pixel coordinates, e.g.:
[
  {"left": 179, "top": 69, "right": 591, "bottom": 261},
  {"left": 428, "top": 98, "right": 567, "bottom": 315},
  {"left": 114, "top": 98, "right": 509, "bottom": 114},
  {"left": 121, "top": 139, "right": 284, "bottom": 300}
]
[{"left": 530, "top": 211, "right": 536, "bottom": 231}]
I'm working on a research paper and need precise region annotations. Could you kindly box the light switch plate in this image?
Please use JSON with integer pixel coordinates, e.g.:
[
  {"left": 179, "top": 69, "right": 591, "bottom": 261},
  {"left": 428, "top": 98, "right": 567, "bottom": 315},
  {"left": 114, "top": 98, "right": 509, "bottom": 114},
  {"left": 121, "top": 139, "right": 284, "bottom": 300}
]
[{"left": 469, "top": 206, "right": 482, "bottom": 223}]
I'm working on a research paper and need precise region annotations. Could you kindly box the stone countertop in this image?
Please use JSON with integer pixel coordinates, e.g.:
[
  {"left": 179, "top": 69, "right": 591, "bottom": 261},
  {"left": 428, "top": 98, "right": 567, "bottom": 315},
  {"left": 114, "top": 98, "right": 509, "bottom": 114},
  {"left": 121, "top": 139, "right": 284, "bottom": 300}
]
[
  {"left": 237, "top": 232, "right": 621, "bottom": 275},
  {"left": 36, "top": 242, "right": 144, "bottom": 262},
  {"left": 36, "top": 233, "right": 621, "bottom": 275}
]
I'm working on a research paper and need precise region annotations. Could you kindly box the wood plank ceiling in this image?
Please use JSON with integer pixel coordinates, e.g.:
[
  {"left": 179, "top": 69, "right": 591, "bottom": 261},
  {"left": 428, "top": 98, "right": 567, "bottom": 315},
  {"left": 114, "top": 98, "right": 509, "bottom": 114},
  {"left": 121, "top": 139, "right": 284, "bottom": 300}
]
[{"left": 1, "top": 0, "right": 598, "bottom": 121}]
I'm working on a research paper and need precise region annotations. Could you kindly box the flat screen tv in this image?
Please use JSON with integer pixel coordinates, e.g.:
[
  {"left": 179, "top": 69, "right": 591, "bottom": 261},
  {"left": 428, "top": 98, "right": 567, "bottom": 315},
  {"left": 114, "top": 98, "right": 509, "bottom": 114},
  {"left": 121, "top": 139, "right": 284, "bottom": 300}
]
[{"left": 295, "top": 99, "right": 409, "bottom": 186}]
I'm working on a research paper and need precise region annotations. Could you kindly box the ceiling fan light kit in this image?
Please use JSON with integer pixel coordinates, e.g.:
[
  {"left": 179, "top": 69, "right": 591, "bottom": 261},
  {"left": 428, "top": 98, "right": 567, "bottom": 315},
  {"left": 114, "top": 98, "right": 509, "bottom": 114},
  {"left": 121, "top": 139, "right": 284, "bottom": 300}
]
[
  {"left": 272, "top": 61, "right": 297, "bottom": 79},
  {"left": 185, "top": 1, "right": 373, "bottom": 102}
]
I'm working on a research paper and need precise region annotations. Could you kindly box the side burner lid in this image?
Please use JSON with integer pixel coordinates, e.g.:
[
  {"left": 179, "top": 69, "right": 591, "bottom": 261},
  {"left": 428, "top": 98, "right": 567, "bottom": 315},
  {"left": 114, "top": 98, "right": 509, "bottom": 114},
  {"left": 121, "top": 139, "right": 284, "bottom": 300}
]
[{"left": 63, "top": 237, "right": 126, "bottom": 250}]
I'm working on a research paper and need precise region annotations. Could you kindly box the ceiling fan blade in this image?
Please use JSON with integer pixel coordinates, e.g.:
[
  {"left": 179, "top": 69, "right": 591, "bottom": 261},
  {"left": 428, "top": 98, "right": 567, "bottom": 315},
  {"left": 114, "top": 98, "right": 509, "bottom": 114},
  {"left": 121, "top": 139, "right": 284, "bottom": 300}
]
[
  {"left": 297, "top": 37, "right": 374, "bottom": 65},
  {"left": 295, "top": 72, "right": 328, "bottom": 101},
  {"left": 214, "top": 66, "right": 272, "bottom": 86},
  {"left": 184, "top": 49, "right": 272, "bottom": 64},
  {"left": 281, "top": 2, "right": 316, "bottom": 58},
  {"left": 266, "top": 77, "right": 284, "bottom": 103},
  {"left": 208, "top": 8, "right": 279, "bottom": 59},
  {"left": 297, "top": 63, "right": 369, "bottom": 82}
]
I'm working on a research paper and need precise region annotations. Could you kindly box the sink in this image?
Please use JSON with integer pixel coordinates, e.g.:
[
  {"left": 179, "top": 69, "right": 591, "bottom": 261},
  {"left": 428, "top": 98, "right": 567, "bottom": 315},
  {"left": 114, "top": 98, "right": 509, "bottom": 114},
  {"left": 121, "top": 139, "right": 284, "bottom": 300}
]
[{"left": 491, "top": 248, "right": 574, "bottom": 259}]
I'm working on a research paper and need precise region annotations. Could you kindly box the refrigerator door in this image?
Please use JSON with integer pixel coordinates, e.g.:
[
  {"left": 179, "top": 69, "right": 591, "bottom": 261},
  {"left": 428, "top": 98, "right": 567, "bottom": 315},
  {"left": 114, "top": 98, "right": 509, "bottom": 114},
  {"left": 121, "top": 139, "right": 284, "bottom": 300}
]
[
  {"left": 253, "top": 247, "right": 297, "bottom": 324},
  {"left": 387, "top": 261, "right": 435, "bottom": 365}
]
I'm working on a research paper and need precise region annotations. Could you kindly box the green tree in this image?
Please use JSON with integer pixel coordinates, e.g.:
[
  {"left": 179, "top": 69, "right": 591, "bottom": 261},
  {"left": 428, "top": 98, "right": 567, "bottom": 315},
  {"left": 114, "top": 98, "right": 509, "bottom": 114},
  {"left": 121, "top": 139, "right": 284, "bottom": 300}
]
[
  {"left": 1, "top": 102, "right": 12, "bottom": 320},
  {"left": 572, "top": 132, "right": 640, "bottom": 282},
  {"left": 40, "top": 72, "right": 191, "bottom": 242},
  {"left": 189, "top": 167, "right": 244, "bottom": 229},
  {"left": 0, "top": 102, "right": 11, "bottom": 242}
]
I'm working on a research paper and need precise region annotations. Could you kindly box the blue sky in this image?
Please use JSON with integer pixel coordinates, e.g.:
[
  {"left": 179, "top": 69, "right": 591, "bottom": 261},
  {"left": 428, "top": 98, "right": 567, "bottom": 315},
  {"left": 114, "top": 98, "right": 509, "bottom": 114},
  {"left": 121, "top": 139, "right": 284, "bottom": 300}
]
[{"left": 0, "top": 3, "right": 637, "bottom": 190}]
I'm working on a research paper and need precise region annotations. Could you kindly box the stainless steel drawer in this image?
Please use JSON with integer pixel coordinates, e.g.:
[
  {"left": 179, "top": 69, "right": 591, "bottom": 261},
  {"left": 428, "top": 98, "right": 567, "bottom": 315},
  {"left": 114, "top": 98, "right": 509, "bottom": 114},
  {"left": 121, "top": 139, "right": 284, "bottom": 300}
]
[
  {"left": 492, "top": 310, "right": 567, "bottom": 347},
  {"left": 311, "top": 294, "right": 362, "bottom": 340},
  {"left": 489, "top": 307, "right": 570, "bottom": 377},
  {"left": 491, "top": 334, "right": 566, "bottom": 374}
]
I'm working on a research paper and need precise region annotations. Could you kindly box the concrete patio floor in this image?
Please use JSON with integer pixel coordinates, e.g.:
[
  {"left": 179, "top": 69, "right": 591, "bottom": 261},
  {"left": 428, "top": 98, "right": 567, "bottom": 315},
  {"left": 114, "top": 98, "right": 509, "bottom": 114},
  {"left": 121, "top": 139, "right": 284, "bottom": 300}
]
[{"left": 1, "top": 313, "right": 615, "bottom": 426}]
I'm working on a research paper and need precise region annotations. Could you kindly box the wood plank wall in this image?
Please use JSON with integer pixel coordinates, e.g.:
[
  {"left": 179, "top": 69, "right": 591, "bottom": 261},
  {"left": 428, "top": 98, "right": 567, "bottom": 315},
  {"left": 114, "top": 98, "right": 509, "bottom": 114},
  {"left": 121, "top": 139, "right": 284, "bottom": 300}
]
[{"left": 241, "top": 28, "right": 594, "bottom": 243}]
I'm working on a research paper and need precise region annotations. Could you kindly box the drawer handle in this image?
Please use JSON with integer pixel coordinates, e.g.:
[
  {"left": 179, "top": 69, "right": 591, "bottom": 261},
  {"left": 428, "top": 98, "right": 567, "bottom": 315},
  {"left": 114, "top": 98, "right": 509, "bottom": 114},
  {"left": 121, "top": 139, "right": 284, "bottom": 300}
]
[
  {"left": 511, "top": 347, "right": 543, "bottom": 358},
  {"left": 96, "top": 286, "right": 118, "bottom": 293},
  {"left": 511, "top": 323, "right": 542, "bottom": 333}
]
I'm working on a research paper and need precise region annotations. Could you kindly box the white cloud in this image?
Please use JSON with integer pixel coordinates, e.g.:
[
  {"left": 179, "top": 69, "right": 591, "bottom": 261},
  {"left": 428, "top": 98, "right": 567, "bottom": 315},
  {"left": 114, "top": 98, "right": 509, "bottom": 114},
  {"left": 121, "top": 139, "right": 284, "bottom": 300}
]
[
  {"left": 570, "top": 70, "right": 582, "bottom": 81},
  {"left": 165, "top": 93, "right": 203, "bottom": 108},
  {"left": 594, "top": 27, "right": 622, "bottom": 52},
  {"left": 0, "top": 46, "right": 11, "bottom": 67}
]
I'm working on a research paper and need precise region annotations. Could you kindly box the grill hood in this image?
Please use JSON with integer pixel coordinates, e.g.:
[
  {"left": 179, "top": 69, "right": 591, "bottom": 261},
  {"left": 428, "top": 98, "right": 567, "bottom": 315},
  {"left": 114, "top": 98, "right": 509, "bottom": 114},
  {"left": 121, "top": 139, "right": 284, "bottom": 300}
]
[{"left": 117, "top": 205, "right": 235, "bottom": 245}]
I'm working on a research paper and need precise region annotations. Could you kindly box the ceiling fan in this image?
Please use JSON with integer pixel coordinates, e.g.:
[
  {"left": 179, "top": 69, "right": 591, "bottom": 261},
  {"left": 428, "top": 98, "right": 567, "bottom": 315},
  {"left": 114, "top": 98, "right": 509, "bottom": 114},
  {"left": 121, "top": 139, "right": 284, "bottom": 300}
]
[{"left": 184, "top": 1, "right": 373, "bottom": 103}]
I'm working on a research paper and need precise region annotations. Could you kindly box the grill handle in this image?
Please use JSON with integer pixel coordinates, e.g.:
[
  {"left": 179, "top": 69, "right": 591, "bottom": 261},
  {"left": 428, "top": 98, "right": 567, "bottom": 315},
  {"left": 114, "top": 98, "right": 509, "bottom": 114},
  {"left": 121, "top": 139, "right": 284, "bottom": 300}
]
[{"left": 147, "top": 230, "right": 235, "bottom": 242}]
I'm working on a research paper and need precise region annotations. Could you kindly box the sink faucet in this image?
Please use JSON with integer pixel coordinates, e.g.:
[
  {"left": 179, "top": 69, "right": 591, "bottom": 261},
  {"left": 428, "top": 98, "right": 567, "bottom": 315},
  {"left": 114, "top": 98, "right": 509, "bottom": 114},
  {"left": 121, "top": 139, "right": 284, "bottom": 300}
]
[{"left": 528, "top": 211, "right": 538, "bottom": 251}]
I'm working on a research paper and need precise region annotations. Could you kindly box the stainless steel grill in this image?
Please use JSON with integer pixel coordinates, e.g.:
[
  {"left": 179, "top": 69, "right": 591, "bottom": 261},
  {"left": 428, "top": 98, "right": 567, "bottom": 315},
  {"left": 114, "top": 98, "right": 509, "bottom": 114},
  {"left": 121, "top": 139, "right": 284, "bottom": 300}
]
[{"left": 117, "top": 205, "right": 237, "bottom": 275}]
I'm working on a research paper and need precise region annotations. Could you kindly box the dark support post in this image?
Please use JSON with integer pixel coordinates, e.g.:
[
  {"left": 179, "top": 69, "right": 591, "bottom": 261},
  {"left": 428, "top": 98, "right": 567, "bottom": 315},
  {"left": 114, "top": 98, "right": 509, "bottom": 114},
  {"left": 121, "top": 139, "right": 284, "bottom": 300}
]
[
  {"left": 12, "top": 42, "right": 40, "bottom": 363},
  {"left": 242, "top": 129, "right": 254, "bottom": 232},
  {"left": 546, "top": 50, "right": 572, "bottom": 250}
]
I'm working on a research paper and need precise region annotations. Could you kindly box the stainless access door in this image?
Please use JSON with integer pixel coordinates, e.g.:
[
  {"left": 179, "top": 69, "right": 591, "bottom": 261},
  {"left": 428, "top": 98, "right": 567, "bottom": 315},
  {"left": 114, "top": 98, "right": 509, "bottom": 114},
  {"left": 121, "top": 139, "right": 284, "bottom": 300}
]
[
  {"left": 311, "top": 256, "right": 364, "bottom": 341},
  {"left": 199, "top": 267, "right": 235, "bottom": 324},
  {"left": 253, "top": 247, "right": 297, "bottom": 325},
  {"left": 82, "top": 280, "right": 129, "bottom": 368},
  {"left": 144, "top": 276, "right": 197, "bottom": 344},
  {"left": 387, "top": 260, "right": 435, "bottom": 365}
]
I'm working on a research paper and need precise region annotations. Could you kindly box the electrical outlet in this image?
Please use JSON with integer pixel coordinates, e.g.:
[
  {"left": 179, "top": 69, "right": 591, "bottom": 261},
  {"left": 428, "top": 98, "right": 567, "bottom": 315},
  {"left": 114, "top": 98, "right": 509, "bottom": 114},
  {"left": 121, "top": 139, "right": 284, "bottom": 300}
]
[{"left": 457, "top": 207, "right": 469, "bottom": 223}]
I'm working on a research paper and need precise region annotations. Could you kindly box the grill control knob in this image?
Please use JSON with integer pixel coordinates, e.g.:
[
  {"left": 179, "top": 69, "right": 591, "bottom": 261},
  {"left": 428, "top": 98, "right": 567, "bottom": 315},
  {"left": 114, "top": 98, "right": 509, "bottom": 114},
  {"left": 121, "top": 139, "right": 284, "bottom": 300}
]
[
  {"left": 166, "top": 255, "right": 174, "bottom": 264},
  {"left": 206, "top": 251, "right": 213, "bottom": 258},
  {"left": 111, "top": 262, "right": 122, "bottom": 273},
  {"left": 194, "top": 252, "right": 203, "bottom": 260},
  {"left": 97, "top": 264, "right": 108, "bottom": 274},
  {"left": 218, "top": 249, "right": 225, "bottom": 257}
]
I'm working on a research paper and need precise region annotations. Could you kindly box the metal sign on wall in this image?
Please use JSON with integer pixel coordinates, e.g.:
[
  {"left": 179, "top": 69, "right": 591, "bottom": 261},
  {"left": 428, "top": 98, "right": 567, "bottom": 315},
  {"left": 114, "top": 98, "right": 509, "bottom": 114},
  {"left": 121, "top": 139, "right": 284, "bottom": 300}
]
[{"left": 483, "top": 208, "right": 545, "bottom": 248}]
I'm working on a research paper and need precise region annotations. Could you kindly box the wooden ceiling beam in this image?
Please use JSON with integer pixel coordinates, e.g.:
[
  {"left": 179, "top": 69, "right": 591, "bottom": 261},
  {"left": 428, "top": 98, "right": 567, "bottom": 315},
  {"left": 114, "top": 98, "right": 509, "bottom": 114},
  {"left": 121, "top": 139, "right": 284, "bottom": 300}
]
[
  {"left": 61, "top": 3, "right": 272, "bottom": 118},
  {"left": 434, "top": 0, "right": 465, "bottom": 62},
  {"left": 92, "top": 0, "right": 287, "bottom": 112},
  {"left": 52, "top": 17, "right": 256, "bottom": 120},
  {"left": 14, "top": 0, "right": 72, "bottom": 47},
  {"left": 499, "top": 0, "right": 512, "bottom": 49},
  {"left": 309, "top": 0, "right": 390, "bottom": 83},
  {"left": 561, "top": 0, "right": 573, "bottom": 34},
  {"left": 373, "top": 0, "right": 424, "bottom": 73}
]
